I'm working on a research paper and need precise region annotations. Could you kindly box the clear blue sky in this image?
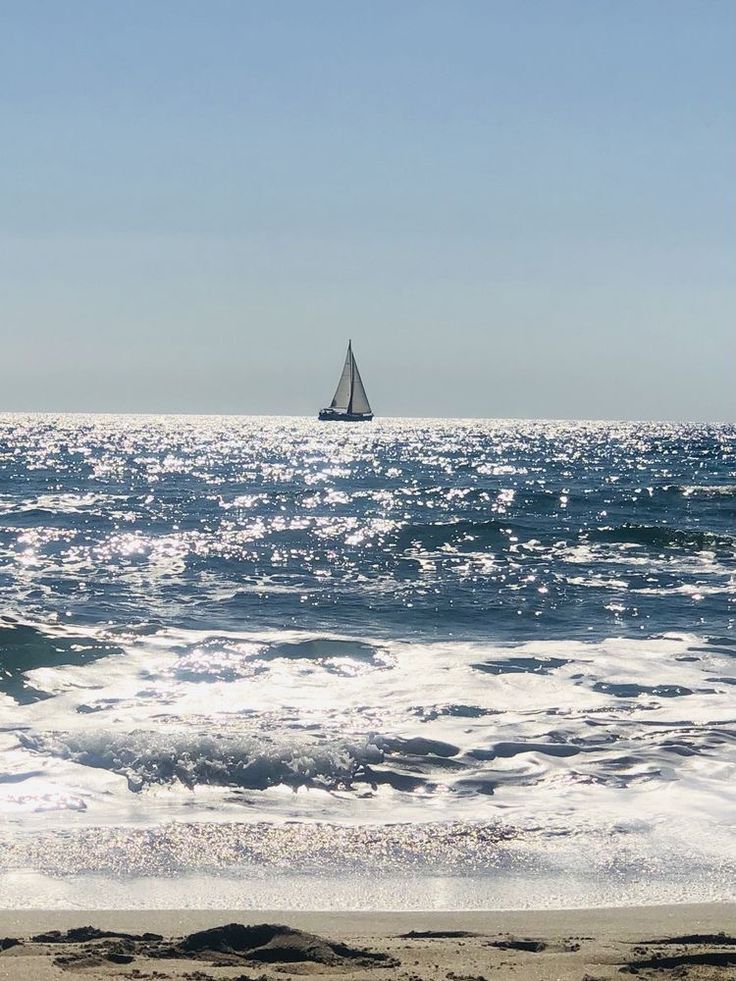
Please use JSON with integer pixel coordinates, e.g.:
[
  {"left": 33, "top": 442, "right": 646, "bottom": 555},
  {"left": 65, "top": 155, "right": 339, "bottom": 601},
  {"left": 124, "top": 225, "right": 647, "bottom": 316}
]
[{"left": 1, "top": 1, "right": 734, "bottom": 420}]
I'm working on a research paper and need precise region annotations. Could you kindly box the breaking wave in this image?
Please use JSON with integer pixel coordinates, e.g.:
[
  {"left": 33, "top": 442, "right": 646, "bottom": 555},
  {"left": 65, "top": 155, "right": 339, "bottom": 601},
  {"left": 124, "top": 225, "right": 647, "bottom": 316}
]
[
  {"left": 586, "top": 524, "right": 733, "bottom": 551},
  {"left": 20, "top": 730, "right": 386, "bottom": 793}
]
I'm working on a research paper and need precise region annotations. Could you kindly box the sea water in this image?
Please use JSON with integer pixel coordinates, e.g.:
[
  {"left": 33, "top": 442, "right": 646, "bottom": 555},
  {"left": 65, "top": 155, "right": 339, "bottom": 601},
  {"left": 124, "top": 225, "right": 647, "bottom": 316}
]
[{"left": 0, "top": 413, "right": 734, "bottom": 908}]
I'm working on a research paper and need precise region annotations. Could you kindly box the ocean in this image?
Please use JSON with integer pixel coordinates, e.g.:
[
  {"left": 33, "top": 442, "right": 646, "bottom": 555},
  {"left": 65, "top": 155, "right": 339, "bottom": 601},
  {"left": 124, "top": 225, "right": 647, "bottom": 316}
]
[{"left": 1, "top": 413, "right": 735, "bottom": 909}]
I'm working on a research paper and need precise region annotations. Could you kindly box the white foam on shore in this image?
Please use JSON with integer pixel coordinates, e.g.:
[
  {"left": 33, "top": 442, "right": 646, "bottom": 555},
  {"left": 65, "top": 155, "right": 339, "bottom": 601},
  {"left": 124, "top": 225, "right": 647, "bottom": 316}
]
[
  {"left": 1, "top": 625, "right": 736, "bottom": 909},
  {"left": 1, "top": 818, "right": 735, "bottom": 911}
]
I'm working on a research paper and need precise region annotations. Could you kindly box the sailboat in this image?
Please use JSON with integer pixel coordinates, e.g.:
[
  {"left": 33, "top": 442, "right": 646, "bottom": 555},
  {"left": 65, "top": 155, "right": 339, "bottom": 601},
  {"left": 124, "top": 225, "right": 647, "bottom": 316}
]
[{"left": 318, "top": 340, "right": 374, "bottom": 422}]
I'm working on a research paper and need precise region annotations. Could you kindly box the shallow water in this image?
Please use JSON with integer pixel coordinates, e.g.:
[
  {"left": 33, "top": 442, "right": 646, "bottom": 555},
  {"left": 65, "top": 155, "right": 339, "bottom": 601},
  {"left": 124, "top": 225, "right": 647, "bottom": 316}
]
[{"left": 0, "top": 414, "right": 734, "bottom": 907}]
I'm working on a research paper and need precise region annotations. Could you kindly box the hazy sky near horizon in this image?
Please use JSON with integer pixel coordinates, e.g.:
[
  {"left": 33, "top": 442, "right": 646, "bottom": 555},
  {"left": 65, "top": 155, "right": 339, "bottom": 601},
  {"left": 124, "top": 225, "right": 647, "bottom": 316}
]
[{"left": 1, "top": 1, "right": 734, "bottom": 420}]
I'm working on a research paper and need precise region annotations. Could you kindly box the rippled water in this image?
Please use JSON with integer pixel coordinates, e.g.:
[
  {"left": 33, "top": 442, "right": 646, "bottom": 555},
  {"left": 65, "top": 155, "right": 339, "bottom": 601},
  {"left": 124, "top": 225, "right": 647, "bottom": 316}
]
[{"left": 0, "top": 413, "right": 734, "bottom": 908}]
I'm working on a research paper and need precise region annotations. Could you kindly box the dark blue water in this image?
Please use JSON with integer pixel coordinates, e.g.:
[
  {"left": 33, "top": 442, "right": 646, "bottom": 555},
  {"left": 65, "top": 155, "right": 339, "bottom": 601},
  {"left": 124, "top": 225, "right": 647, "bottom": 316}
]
[{"left": 1, "top": 415, "right": 733, "bottom": 640}]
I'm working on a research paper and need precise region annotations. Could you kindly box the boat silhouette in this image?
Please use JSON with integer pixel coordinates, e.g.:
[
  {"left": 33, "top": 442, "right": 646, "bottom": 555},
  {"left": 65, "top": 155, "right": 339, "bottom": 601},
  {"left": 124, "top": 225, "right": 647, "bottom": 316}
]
[{"left": 318, "top": 340, "right": 374, "bottom": 422}]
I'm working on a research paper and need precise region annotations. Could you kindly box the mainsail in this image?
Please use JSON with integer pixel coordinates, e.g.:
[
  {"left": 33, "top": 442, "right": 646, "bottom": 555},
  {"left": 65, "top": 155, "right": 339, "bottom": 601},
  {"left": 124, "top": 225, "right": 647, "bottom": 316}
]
[
  {"left": 327, "top": 341, "right": 372, "bottom": 417},
  {"left": 330, "top": 346, "right": 353, "bottom": 411}
]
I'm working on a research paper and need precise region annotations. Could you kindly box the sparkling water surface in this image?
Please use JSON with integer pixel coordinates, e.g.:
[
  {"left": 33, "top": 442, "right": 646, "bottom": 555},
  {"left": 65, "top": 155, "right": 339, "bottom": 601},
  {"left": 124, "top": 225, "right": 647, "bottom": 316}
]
[{"left": 0, "top": 414, "right": 734, "bottom": 908}]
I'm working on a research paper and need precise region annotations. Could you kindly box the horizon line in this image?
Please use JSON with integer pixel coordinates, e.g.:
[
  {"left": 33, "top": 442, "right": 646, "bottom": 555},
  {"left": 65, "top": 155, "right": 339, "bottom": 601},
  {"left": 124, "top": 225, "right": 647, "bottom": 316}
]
[{"left": 0, "top": 409, "right": 732, "bottom": 426}]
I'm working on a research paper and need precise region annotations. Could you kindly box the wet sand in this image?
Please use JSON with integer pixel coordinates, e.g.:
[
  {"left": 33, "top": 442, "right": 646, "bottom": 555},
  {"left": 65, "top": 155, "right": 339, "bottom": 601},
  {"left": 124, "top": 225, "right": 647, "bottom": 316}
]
[{"left": 0, "top": 903, "right": 735, "bottom": 979}]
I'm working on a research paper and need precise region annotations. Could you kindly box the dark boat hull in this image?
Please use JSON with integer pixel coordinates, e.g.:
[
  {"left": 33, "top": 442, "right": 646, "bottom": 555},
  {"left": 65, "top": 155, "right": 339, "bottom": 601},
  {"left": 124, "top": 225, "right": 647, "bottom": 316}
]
[{"left": 318, "top": 409, "right": 373, "bottom": 422}]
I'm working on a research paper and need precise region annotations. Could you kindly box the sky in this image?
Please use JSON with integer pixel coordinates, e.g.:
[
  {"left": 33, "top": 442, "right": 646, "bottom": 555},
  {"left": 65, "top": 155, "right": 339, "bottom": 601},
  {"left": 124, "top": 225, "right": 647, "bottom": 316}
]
[{"left": 1, "top": 1, "right": 734, "bottom": 420}]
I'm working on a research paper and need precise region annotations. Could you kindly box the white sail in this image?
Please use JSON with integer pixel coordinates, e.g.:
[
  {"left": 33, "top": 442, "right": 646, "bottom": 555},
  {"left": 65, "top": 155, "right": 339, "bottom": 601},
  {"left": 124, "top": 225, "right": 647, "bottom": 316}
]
[
  {"left": 330, "top": 346, "right": 353, "bottom": 410},
  {"left": 348, "top": 356, "right": 371, "bottom": 414}
]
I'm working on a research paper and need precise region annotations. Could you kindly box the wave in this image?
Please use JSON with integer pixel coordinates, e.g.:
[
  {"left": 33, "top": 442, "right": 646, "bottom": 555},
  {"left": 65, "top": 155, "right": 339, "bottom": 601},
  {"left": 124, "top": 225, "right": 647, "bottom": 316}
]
[
  {"left": 0, "top": 619, "right": 123, "bottom": 705},
  {"left": 616, "top": 484, "right": 736, "bottom": 502},
  {"left": 259, "top": 638, "right": 388, "bottom": 665},
  {"left": 19, "top": 727, "right": 473, "bottom": 796},
  {"left": 681, "top": 484, "right": 736, "bottom": 499},
  {"left": 586, "top": 524, "right": 733, "bottom": 551},
  {"left": 23, "top": 711, "right": 730, "bottom": 802},
  {"left": 393, "top": 519, "right": 508, "bottom": 551},
  {"left": 20, "top": 730, "right": 387, "bottom": 793},
  {"left": 173, "top": 637, "right": 392, "bottom": 683}
]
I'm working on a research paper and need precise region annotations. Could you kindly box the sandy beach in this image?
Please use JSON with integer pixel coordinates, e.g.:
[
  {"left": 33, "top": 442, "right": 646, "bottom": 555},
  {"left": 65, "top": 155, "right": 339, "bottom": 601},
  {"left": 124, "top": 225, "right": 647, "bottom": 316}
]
[{"left": 1, "top": 904, "right": 735, "bottom": 980}]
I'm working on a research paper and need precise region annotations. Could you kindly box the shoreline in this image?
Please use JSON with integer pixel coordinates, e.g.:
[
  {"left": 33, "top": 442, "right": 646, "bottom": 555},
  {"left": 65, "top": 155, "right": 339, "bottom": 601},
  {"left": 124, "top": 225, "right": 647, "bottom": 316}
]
[
  {"left": 1, "top": 900, "right": 734, "bottom": 932},
  {"left": 1, "top": 903, "right": 735, "bottom": 979},
  {"left": 3, "top": 869, "right": 733, "bottom": 913}
]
